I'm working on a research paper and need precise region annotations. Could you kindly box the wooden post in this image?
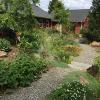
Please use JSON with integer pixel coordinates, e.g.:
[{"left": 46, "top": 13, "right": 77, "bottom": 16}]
[{"left": 60, "top": 24, "right": 62, "bottom": 35}]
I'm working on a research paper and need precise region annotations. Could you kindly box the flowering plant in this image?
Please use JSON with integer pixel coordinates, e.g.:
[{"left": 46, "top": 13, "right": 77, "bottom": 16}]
[{"left": 50, "top": 81, "right": 96, "bottom": 100}]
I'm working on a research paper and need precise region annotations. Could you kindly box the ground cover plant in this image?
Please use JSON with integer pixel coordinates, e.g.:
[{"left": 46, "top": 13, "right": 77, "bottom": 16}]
[
  {"left": 50, "top": 61, "right": 68, "bottom": 68},
  {"left": 46, "top": 71, "right": 100, "bottom": 100}
]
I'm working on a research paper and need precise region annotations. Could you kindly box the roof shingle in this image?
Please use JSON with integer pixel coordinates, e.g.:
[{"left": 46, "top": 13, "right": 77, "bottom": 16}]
[
  {"left": 69, "top": 9, "right": 90, "bottom": 22},
  {"left": 32, "top": 5, "right": 51, "bottom": 19}
]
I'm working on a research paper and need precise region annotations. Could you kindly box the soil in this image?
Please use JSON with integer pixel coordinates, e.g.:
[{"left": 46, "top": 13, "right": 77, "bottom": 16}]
[{"left": 0, "top": 47, "right": 19, "bottom": 61}]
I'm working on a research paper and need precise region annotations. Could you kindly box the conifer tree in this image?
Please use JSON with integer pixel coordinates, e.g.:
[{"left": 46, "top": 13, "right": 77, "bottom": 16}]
[{"left": 88, "top": 0, "right": 100, "bottom": 41}]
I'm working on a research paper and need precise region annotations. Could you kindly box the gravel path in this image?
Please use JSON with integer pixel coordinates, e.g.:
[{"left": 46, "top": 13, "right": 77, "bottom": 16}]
[
  {"left": 0, "top": 67, "right": 75, "bottom": 100},
  {"left": 0, "top": 42, "right": 98, "bottom": 100},
  {"left": 69, "top": 43, "right": 98, "bottom": 70},
  {"left": 74, "top": 44, "right": 98, "bottom": 64}
]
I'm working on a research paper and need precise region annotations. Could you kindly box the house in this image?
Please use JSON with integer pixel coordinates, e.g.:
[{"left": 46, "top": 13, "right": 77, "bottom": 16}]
[
  {"left": 69, "top": 9, "right": 90, "bottom": 33},
  {"left": 33, "top": 6, "right": 90, "bottom": 34},
  {"left": 32, "top": 5, "right": 60, "bottom": 31}
]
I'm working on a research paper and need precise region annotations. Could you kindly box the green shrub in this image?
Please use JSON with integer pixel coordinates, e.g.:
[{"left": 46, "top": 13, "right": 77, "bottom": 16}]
[
  {"left": 8, "top": 53, "right": 36, "bottom": 87},
  {"left": 48, "top": 81, "right": 96, "bottom": 100},
  {"left": 51, "top": 34, "right": 64, "bottom": 48},
  {"left": 0, "top": 38, "right": 11, "bottom": 52},
  {"left": 19, "top": 30, "right": 41, "bottom": 53},
  {"left": 0, "top": 60, "right": 9, "bottom": 89},
  {"left": 8, "top": 53, "right": 48, "bottom": 87},
  {"left": 82, "top": 29, "right": 100, "bottom": 42},
  {"left": 0, "top": 53, "right": 48, "bottom": 88}
]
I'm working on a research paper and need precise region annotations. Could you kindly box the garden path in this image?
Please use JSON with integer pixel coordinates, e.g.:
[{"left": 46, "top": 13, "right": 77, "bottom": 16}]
[
  {"left": 69, "top": 43, "right": 98, "bottom": 70},
  {"left": 0, "top": 67, "right": 75, "bottom": 100},
  {"left": 74, "top": 43, "right": 98, "bottom": 64},
  {"left": 0, "top": 40, "right": 98, "bottom": 100}
]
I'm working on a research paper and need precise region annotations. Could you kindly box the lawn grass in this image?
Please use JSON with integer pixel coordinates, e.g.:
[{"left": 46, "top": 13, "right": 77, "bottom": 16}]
[
  {"left": 46, "top": 71, "right": 100, "bottom": 100},
  {"left": 50, "top": 60, "right": 68, "bottom": 68}
]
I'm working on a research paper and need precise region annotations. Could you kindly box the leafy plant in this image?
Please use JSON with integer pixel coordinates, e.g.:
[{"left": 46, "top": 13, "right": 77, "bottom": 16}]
[
  {"left": 47, "top": 81, "right": 96, "bottom": 100},
  {"left": 0, "top": 0, "right": 39, "bottom": 31},
  {"left": 8, "top": 53, "right": 35, "bottom": 87},
  {"left": 0, "top": 38, "right": 11, "bottom": 52},
  {"left": 48, "top": 0, "right": 70, "bottom": 31},
  {"left": 8, "top": 53, "right": 48, "bottom": 87},
  {"left": 46, "top": 71, "right": 100, "bottom": 100},
  {"left": 0, "top": 53, "right": 48, "bottom": 88},
  {"left": 0, "top": 60, "right": 9, "bottom": 90},
  {"left": 19, "top": 30, "right": 41, "bottom": 53}
]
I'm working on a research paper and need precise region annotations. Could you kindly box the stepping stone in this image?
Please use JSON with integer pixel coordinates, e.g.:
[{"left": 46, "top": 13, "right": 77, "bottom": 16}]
[{"left": 68, "top": 61, "right": 92, "bottom": 71}]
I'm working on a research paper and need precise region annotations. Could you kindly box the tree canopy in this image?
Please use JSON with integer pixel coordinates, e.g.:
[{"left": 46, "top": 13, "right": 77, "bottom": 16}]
[
  {"left": 0, "top": 0, "right": 39, "bottom": 31},
  {"left": 48, "top": 0, "right": 58, "bottom": 13},
  {"left": 89, "top": 0, "right": 100, "bottom": 32},
  {"left": 48, "top": 0, "right": 70, "bottom": 30},
  {"left": 88, "top": 0, "right": 100, "bottom": 41}
]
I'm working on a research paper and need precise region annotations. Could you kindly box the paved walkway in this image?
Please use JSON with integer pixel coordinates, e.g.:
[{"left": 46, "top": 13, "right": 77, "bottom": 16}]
[{"left": 0, "top": 42, "right": 98, "bottom": 100}]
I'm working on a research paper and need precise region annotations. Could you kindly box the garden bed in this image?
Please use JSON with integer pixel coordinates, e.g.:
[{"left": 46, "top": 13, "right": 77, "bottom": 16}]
[{"left": 46, "top": 71, "right": 100, "bottom": 100}]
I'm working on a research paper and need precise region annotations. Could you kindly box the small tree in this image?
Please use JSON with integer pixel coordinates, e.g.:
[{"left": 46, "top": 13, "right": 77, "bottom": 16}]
[
  {"left": 48, "top": 0, "right": 70, "bottom": 33},
  {"left": 48, "top": 0, "right": 59, "bottom": 13}
]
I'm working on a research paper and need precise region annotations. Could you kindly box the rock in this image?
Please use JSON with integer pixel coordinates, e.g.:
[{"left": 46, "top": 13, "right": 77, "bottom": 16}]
[
  {"left": 0, "top": 51, "right": 7, "bottom": 57},
  {"left": 91, "top": 41, "right": 100, "bottom": 47},
  {"left": 80, "top": 76, "right": 89, "bottom": 85}
]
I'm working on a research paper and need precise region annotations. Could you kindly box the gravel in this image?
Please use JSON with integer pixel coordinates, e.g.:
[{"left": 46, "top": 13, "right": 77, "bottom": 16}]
[{"left": 74, "top": 44, "right": 98, "bottom": 64}]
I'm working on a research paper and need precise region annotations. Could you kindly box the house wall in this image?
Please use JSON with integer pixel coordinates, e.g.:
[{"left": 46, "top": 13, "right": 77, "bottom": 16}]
[
  {"left": 75, "top": 22, "right": 82, "bottom": 34},
  {"left": 36, "top": 17, "right": 61, "bottom": 32},
  {"left": 51, "top": 22, "right": 62, "bottom": 32},
  {"left": 36, "top": 18, "right": 51, "bottom": 28},
  {"left": 82, "top": 17, "right": 89, "bottom": 28},
  {"left": 74, "top": 17, "right": 89, "bottom": 34}
]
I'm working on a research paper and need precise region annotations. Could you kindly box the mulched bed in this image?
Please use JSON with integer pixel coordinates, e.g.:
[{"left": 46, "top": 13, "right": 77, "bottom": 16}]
[{"left": 0, "top": 47, "right": 19, "bottom": 61}]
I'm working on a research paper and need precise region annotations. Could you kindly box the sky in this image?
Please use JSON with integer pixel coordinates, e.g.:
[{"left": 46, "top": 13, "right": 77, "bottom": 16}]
[{"left": 39, "top": 0, "right": 92, "bottom": 11}]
